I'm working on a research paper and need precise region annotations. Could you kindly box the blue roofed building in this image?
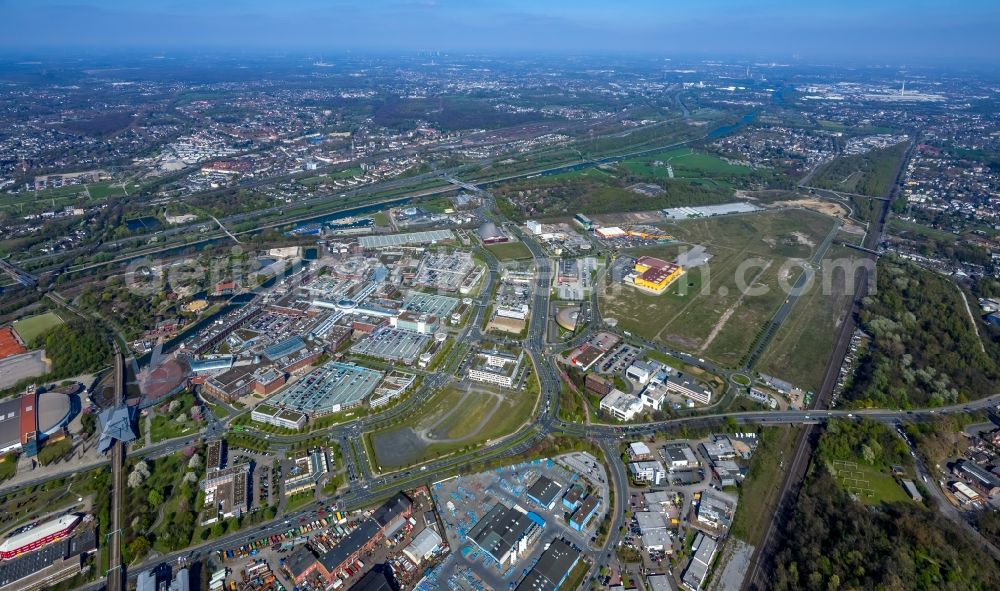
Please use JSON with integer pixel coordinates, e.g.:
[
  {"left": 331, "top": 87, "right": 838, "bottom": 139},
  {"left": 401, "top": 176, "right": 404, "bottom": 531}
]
[
  {"left": 97, "top": 405, "right": 138, "bottom": 453},
  {"left": 263, "top": 336, "right": 307, "bottom": 363}
]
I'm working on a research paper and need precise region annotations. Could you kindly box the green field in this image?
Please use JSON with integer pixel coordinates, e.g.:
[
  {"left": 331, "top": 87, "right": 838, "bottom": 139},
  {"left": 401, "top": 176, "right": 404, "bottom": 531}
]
[
  {"left": 830, "top": 458, "right": 913, "bottom": 505},
  {"left": 620, "top": 147, "right": 752, "bottom": 180},
  {"left": 811, "top": 142, "right": 908, "bottom": 197},
  {"left": 600, "top": 209, "right": 838, "bottom": 367},
  {"left": 370, "top": 378, "right": 538, "bottom": 470},
  {"left": 486, "top": 241, "right": 533, "bottom": 261},
  {"left": 758, "top": 244, "right": 861, "bottom": 391},
  {"left": 730, "top": 427, "right": 804, "bottom": 544},
  {"left": 12, "top": 311, "right": 65, "bottom": 345}
]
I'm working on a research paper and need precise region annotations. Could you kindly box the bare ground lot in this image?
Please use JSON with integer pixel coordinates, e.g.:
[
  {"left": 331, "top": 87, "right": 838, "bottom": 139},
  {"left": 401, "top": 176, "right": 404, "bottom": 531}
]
[
  {"left": 370, "top": 381, "right": 538, "bottom": 470},
  {"left": 599, "top": 209, "right": 838, "bottom": 367}
]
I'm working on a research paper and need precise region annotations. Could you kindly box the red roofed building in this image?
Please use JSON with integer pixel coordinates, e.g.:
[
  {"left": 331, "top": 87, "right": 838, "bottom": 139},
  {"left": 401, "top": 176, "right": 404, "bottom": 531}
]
[{"left": 0, "top": 514, "right": 81, "bottom": 560}]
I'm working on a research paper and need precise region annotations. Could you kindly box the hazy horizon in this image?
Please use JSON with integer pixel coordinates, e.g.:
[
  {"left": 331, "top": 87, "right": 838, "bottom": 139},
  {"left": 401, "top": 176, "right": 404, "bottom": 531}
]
[{"left": 0, "top": 0, "right": 997, "bottom": 65}]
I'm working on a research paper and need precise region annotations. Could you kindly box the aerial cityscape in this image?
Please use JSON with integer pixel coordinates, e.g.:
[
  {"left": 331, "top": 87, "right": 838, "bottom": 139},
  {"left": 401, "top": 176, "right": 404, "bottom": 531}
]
[{"left": 0, "top": 1, "right": 999, "bottom": 591}]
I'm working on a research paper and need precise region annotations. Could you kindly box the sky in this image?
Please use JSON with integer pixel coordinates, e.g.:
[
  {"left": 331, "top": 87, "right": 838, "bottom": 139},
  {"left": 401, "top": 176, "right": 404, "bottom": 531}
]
[{"left": 0, "top": 0, "right": 997, "bottom": 63}]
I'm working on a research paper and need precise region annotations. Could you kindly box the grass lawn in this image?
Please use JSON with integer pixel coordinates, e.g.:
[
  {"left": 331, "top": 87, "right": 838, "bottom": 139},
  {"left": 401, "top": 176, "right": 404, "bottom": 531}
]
[
  {"left": 486, "top": 241, "right": 533, "bottom": 261},
  {"left": 730, "top": 426, "right": 804, "bottom": 545},
  {"left": 371, "top": 211, "right": 390, "bottom": 227},
  {"left": 758, "top": 244, "right": 861, "bottom": 391},
  {"left": 12, "top": 311, "right": 65, "bottom": 345},
  {"left": 830, "top": 457, "right": 913, "bottom": 505},
  {"left": 620, "top": 147, "right": 752, "bottom": 180},
  {"left": 370, "top": 368, "right": 539, "bottom": 470},
  {"left": 0, "top": 454, "right": 15, "bottom": 482},
  {"left": 149, "top": 415, "right": 198, "bottom": 443},
  {"left": 86, "top": 182, "right": 127, "bottom": 200},
  {"left": 285, "top": 491, "right": 315, "bottom": 512},
  {"left": 600, "top": 209, "right": 838, "bottom": 367}
]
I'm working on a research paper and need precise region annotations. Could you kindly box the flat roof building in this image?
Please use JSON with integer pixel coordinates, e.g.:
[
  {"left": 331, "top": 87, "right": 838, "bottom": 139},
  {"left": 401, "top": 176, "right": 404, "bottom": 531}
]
[
  {"left": 599, "top": 389, "right": 643, "bottom": 422},
  {"left": 467, "top": 503, "right": 544, "bottom": 567},
  {"left": 526, "top": 476, "right": 563, "bottom": 510},
  {"left": 681, "top": 532, "right": 717, "bottom": 591},
  {"left": 514, "top": 538, "right": 581, "bottom": 591},
  {"left": 267, "top": 361, "right": 382, "bottom": 416},
  {"left": 467, "top": 349, "right": 524, "bottom": 388},
  {"left": 251, "top": 403, "right": 308, "bottom": 430},
  {"left": 569, "top": 495, "right": 600, "bottom": 532}
]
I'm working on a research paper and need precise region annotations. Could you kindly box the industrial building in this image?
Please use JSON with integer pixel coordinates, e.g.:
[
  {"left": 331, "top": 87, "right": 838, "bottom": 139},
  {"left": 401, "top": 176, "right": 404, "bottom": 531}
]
[
  {"left": 526, "top": 476, "right": 563, "bottom": 510},
  {"left": 569, "top": 495, "right": 600, "bottom": 532},
  {"left": 681, "top": 532, "right": 717, "bottom": 591},
  {"left": 513, "top": 538, "right": 581, "bottom": 591},
  {"left": 266, "top": 361, "right": 383, "bottom": 416},
  {"left": 285, "top": 493, "right": 412, "bottom": 586},
  {"left": 954, "top": 460, "right": 1000, "bottom": 497},
  {"left": 467, "top": 349, "right": 524, "bottom": 388},
  {"left": 402, "top": 527, "right": 442, "bottom": 565},
  {"left": 696, "top": 490, "right": 736, "bottom": 530},
  {"left": 663, "top": 444, "right": 700, "bottom": 470},
  {"left": 467, "top": 503, "right": 545, "bottom": 567},
  {"left": 635, "top": 511, "right": 671, "bottom": 552},
  {"left": 358, "top": 229, "right": 454, "bottom": 248}
]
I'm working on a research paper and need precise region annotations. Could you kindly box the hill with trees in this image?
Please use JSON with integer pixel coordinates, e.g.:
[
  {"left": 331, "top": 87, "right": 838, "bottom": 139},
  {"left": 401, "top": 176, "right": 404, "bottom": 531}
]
[
  {"left": 843, "top": 258, "right": 1000, "bottom": 408},
  {"left": 770, "top": 422, "right": 1000, "bottom": 591}
]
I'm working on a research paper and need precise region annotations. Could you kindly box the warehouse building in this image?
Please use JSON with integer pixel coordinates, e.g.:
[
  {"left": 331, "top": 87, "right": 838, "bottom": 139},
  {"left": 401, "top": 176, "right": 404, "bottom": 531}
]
[
  {"left": 467, "top": 503, "right": 545, "bottom": 567},
  {"left": 632, "top": 258, "right": 684, "bottom": 295},
  {"left": 635, "top": 511, "right": 671, "bottom": 552},
  {"left": 514, "top": 538, "right": 581, "bottom": 591},
  {"left": 402, "top": 527, "right": 442, "bottom": 565},
  {"left": 681, "top": 533, "right": 717, "bottom": 591},
  {"left": 526, "top": 476, "right": 563, "bottom": 510}
]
